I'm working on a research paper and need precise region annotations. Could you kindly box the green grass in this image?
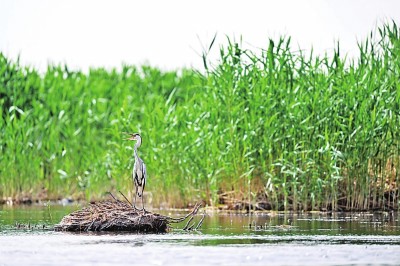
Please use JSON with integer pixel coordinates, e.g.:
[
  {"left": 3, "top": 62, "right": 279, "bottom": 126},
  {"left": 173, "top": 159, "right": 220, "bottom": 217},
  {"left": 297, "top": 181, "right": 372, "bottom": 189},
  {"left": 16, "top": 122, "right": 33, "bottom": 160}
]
[{"left": 1, "top": 22, "right": 399, "bottom": 210}]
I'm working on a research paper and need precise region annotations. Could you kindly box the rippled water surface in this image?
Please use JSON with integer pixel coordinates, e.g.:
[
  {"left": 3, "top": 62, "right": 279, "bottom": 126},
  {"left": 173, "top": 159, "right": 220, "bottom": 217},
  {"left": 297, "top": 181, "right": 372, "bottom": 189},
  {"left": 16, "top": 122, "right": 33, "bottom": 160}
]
[{"left": 1, "top": 205, "right": 399, "bottom": 265}]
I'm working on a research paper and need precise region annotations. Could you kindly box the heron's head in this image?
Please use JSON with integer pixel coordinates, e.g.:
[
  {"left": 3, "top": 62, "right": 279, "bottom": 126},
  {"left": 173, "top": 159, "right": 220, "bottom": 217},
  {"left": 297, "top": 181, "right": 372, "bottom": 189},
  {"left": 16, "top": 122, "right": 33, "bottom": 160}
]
[{"left": 124, "top": 132, "right": 141, "bottom": 142}]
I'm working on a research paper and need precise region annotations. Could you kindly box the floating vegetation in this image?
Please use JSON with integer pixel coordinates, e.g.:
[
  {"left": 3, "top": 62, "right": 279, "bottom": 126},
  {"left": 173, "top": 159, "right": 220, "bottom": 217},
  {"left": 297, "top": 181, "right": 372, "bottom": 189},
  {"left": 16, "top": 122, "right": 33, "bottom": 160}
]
[{"left": 54, "top": 200, "right": 203, "bottom": 233}]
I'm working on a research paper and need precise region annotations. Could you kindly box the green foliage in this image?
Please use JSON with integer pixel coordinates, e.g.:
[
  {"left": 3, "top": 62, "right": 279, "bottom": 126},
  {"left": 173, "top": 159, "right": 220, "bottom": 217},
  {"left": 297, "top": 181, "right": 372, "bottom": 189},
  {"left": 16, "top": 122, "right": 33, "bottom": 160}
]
[{"left": 1, "top": 23, "right": 399, "bottom": 210}]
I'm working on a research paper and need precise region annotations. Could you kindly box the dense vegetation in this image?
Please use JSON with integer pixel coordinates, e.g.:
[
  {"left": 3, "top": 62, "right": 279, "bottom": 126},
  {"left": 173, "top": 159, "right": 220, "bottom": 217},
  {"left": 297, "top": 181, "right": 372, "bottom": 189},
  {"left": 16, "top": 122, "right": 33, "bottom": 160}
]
[{"left": 1, "top": 23, "right": 399, "bottom": 210}]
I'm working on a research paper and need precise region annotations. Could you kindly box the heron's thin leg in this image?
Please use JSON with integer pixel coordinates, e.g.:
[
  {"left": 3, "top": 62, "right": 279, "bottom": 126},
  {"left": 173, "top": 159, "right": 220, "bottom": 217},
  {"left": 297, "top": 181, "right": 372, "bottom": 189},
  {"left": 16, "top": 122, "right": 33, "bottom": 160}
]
[
  {"left": 133, "top": 186, "right": 138, "bottom": 210},
  {"left": 141, "top": 193, "right": 145, "bottom": 211}
]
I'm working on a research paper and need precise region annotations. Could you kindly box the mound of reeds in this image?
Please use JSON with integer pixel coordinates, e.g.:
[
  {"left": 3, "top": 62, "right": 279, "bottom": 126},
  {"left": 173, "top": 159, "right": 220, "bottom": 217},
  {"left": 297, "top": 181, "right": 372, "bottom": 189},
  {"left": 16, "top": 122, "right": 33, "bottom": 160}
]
[{"left": 54, "top": 200, "right": 203, "bottom": 233}]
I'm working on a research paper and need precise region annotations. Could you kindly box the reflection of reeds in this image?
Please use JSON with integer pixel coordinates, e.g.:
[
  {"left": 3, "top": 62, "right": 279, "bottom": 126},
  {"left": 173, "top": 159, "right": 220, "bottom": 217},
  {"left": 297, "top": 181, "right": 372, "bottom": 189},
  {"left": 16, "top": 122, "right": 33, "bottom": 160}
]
[{"left": 1, "top": 23, "right": 399, "bottom": 211}]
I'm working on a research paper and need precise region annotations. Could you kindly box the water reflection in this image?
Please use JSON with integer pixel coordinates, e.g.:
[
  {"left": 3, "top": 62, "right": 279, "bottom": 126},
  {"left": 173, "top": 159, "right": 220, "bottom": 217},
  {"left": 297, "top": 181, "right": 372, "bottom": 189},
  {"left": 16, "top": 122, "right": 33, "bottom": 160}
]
[
  {"left": 0, "top": 205, "right": 399, "bottom": 239},
  {"left": 196, "top": 211, "right": 400, "bottom": 236},
  {"left": 1, "top": 207, "right": 400, "bottom": 266},
  {"left": 0, "top": 204, "right": 80, "bottom": 227}
]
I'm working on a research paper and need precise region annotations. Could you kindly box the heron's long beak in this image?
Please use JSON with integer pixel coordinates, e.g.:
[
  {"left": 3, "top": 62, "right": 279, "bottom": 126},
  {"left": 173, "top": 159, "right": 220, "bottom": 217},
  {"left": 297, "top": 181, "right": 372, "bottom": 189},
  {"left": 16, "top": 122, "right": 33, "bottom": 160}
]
[
  {"left": 122, "top": 132, "right": 132, "bottom": 140},
  {"left": 122, "top": 132, "right": 136, "bottom": 141}
]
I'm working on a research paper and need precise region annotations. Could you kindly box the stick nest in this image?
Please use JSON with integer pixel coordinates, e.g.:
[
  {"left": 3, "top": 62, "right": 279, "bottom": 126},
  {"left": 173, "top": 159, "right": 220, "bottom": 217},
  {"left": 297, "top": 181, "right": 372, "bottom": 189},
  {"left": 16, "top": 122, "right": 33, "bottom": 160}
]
[{"left": 54, "top": 200, "right": 202, "bottom": 233}]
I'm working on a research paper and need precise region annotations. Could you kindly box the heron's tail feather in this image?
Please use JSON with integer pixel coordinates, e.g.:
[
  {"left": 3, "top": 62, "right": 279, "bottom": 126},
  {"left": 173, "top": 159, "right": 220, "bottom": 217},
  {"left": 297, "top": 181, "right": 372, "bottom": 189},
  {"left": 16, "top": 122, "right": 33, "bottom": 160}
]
[
  {"left": 136, "top": 184, "right": 144, "bottom": 197},
  {"left": 137, "top": 187, "right": 143, "bottom": 197}
]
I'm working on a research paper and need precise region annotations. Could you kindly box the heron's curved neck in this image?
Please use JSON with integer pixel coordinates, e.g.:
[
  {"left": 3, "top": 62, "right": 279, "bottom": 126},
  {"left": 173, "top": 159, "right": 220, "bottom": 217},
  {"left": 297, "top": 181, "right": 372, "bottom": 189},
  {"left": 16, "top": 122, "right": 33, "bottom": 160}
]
[
  {"left": 133, "top": 139, "right": 141, "bottom": 158},
  {"left": 135, "top": 137, "right": 142, "bottom": 148}
]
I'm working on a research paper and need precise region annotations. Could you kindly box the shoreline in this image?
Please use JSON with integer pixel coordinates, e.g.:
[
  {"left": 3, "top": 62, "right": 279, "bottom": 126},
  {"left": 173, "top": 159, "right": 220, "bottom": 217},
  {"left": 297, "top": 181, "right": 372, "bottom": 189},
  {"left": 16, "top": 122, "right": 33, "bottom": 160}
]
[{"left": 1, "top": 195, "right": 398, "bottom": 212}]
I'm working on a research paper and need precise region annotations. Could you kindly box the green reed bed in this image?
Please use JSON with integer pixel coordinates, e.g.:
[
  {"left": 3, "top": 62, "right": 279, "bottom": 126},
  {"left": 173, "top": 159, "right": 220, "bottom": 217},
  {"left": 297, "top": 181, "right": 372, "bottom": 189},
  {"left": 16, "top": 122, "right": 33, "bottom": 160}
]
[{"left": 0, "top": 23, "right": 399, "bottom": 210}]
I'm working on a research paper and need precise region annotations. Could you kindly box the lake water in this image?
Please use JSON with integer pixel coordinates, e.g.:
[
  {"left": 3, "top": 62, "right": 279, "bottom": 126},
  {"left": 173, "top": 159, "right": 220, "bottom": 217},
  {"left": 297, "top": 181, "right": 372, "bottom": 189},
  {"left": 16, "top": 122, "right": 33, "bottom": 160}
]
[{"left": 1, "top": 205, "right": 400, "bottom": 265}]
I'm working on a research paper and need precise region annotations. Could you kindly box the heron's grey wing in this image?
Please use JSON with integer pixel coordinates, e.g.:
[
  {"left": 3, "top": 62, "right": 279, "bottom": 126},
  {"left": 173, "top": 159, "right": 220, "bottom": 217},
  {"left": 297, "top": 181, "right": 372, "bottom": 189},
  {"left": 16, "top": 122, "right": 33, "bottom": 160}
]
[
  {"left": 133, "top": 161, "right": 139, "bottom": 183},
  {"left": 142, "top": 162, "right": 147, "bottom": 188}
]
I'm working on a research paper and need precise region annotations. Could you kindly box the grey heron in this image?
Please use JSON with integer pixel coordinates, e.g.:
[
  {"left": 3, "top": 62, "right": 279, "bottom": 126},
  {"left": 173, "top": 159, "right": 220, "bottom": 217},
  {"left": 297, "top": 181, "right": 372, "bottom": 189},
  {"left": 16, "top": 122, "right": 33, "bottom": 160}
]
[{"left": 125, "top": 133, "right": 147, "bottom": 211}]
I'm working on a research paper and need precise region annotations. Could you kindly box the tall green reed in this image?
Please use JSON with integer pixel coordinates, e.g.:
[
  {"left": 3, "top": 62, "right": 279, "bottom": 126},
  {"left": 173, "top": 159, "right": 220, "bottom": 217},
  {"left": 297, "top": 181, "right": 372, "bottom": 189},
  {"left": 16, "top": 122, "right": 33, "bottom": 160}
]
[{"left": 0, "top": 22, "right": 399, "bottom": 210}]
